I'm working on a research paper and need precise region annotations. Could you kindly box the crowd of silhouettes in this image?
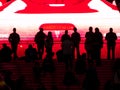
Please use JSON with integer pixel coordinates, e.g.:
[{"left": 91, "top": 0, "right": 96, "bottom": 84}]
[
  {"left": 0, "top": 26, "right": 118, "bottom": 64},
  {"left": 0, "top": 26, "right": 119, "bottom": 90}
]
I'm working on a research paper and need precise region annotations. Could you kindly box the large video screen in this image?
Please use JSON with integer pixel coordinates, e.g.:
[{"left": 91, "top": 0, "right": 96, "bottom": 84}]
[{"left": 0, "top": 0, "right": 120, "bottom": 40}]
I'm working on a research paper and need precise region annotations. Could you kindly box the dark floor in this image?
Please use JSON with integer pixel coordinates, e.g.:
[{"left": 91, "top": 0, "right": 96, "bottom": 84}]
[{"left": 0, "top": 59, "right": 114, "bottom": 90}]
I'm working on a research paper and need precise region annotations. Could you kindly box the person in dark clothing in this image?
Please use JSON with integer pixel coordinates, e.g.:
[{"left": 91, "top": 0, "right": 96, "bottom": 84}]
[
  {"left": 33, "top": 62, "right": 46, "bottom": 90},
  {"left": 45, "top": 31, "right": 53, "bottom": 57},
  {"left": 93, "top": 27, "right": 103, "bottom": 66},
  {"left": 15, "top": 75, "right": 25, "bottom": 90},
  {"left": 56, "top": 49, "right": 64, "bottom": 62},
  {"left": 61, "top": 30, "right": 71, "bottom": 43},
  {"left": 113, "top": 58, "right": 120, "bottom": 73},
  {"left": 36, "top": 86, "right": 46, "bottom": 90},
  {"left": 63, "top": 71, "right": 79, "bottom": 90},
  {"left": 42, "top": 54, "right": 55, "bottom": 73},
  {"left": 82, "top": 64, "right": 100, "bottom": 90},
  {"left": 0, "top": 43, "right": 12, "bottom": 62},
  {"left": 85, "top": 26, "right": 94, "bottom": 62},
  {"left": 61, "top": 31, "right": 73, "bottom": 71},
  {"left": 104, "top": 80, "right": 113, "bottom": 90},
  {"left": 3, "top": 70, "right": 15, "bottom": 90},
  {"left": 25, "top": 44, "right": 38, "bottom": 62},
  {"left": 8, "top": 28, "right": 20, "bottom": 60},
  {"left": 0, "top": 73, "right": 11, "bottom": 90},
  {"left": 71, "top": 27, "right": 81, "bottom": 60},
  {"left": 34, "top": 28, "right": 46, "bottom": 60},
  {"left": 75, "top": 53, "right": 86, "bottom": 74},
  {"left": 33, "top": 62, "right": 42, "bottom": 84},
  {"left": 113, "top": 69, "right": 120, "bottom": 90},
  {"left": 105, "top": 28, "right": 117, "bottom": 60},
  {"left": 42, "top": 54, "right": 56, "bottom": 89}
]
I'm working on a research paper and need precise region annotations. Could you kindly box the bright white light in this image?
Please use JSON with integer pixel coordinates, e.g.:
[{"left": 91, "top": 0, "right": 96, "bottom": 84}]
[
  {"left": 55, "top": 31, "right": 60, "bottom": 38},
  {"left": 0, "top": 2, "right": 2, "bottom": 6},
  {"left": 49, "top": 4, "right": 65, "bottom": 7},
  {"left": 2, "top": 0, "right": 26, "bottom": 13},
  {"left": 113, "top": 1, "right": 116, "bottom": 6}
]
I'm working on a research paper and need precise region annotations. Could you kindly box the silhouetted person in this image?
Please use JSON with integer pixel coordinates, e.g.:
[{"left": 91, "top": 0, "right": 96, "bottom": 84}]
[
  {"left": 93, "top": 27, "right": 103, "bottom": 66},
  {"left": 104, "top": 80, "right": 113, "bottom": 90},
  {"left": 8, "top": 28, "right": 20, "bottom": 60},
  {"left": 34, "top": 28, "right": 46, "bottom": 60},
  {"left": 82, "top": 64, "right": 100, "bottom": 90},
  {"left": 45, "top": 31, "right": 53, "bottom": 57},
  {"left": 71, "top": 27, "right": 81, "bottom": 59},
  {"left": 113, "top": 69, "right": 120, "bottom": 90},
  {"left": 15, "top": 75, "right": 25, "bottom": 90},
  {"left": 56, "top": 49, "right": 64, "bottom": 62},
  {"left": 3, "top": 70, "right": 15, "bottom": 90},
  {"left": 61, "top": 30, "right": 71, "bottom": 43},
  {"left": 56, "top": 30, "right": 71, "bottom": 63},
  {"left": 25, "top": 44, "right": 38, "bottom": 62},
  {"left": 105, "top": 28, "right": 117, "bottom": 60},
  {"left": 0, "top": 73, "right": 11, "bottom": 90},
  {"left": 85, "top": 26, "right": 94, "bottom": 61},
  {"left": 33, "top": 62, "right": 42, "bottom": 84},
  {"left": 75, "top": 53, "right": 86, "bottom": 74},
  {"left": 0, "top": 43, "right": 12, "bottom": 62},
  {"left": 63, "top": 71, "right": 79, "bottom": 88},
  {"left": 42, "top": 54, "right": 55, "bottom": 74},
  {"left": 113, "top": 58, "right": 120, "bottom": 73},
  {"left": 36, "top": 86, "right": 46, "bottom": 90},
  {"left": 42, "top": 54, "right": 56, "bottom": 89},
  {"left": 61, "top": 30, "right": 73, "bottom": 71}
]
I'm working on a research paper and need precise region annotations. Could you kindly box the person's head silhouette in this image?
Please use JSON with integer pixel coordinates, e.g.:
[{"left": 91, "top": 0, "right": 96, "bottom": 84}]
[
  {"left": 65, "top": 30, "right": 68, "bottom": 34},
  {"left": 48, "top": 31, "right": 52, "bottom": 37},
  {"left": 13, "top": 28, "right": 16, "bottom": 33},
  {"left": 39, "top": 28, "right": 43, "bottom": 32},
  {"left": 73, "top": 27, "right": 77, "bottom": 32},
  {"left": 95, "top": 27, "right": 99, "bottom": 33},
  {"left": 109, "top": 28, "right": 113, "bottom": 32},
  {"left": 89, "top": 26, "right": 93, "bottom": 32},
  {"left": 28, "top": 44, "right": 33, "bottom": 48}
]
